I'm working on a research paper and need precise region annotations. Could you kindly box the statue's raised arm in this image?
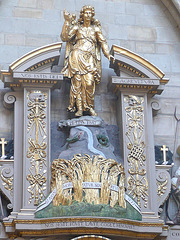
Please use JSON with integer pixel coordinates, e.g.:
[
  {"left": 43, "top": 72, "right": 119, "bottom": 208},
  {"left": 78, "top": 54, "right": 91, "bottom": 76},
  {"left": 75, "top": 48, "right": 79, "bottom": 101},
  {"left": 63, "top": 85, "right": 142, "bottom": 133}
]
[{"left": 61, "top": 10, "right": 76, "bottom": 42}]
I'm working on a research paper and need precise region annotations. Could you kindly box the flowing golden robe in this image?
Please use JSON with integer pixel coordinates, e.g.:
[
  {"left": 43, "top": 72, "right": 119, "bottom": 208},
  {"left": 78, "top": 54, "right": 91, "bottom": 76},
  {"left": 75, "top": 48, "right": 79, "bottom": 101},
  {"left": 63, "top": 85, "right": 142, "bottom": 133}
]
[{"left": 61, "top": 21, "right": 110, "bottom": 114}]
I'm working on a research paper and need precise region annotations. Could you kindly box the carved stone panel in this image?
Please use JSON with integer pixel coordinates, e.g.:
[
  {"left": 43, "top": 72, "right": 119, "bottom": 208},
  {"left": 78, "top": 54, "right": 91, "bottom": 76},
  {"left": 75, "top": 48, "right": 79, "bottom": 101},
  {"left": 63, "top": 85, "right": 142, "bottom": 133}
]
[
  {"left": 123, "top": 94, "right": 148, "bottom": 209},
  {"left": 23, "top": 88, "right": 50, "bottom": 208}
]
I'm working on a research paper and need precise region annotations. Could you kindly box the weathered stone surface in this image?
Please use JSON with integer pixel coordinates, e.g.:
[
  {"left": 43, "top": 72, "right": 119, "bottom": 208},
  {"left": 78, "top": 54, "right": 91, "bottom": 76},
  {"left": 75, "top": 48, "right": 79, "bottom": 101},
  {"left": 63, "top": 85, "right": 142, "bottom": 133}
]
[
  {"left": 155, "top": 43, "right": 173, "bottom": 54},
  {"left": 170, "top": 54, "right": 180, "bottom": 73},
  {"left": 160, "top": 86, "right": 180, "bottom": 98},
  {"left": 136, "top": 16, "right": 172, "bottom": 27},
  {"left": 119, "top": 39, "right": 136, "bottom": 52},
  {"left": 131, "top": 0, "right": 156, "bottom": 4},
  {"left": 18, "top": 0, "right": 37, "bottom": 8},
  {"left": 153, "top": 115, "right": 175, "bottom": 136},
  {"left": 114, "top": 14, "right": 135, "bottom": 25},
  {"left": 5, "top": 33, "right": 25, "bottom": 46},
  {"left": 128, "top": 26, "right": 157, "bottom": 41},
  {"left": 54, "top": 0, "right": 75, "bottom": 11},
  {"left": 136, "top": 42, "right": 155, "bottom": 53},
  {"left": 25, "top": 36, "right": 54, "bottom": 47},
  {"left": 0, "top": 33, "right": 4, "bottom": 45},
  {"left": 125, "top": 2, "right": 144, "bottom": 15},
  {"left": 144, "top": 4, "right": 166, "bottom": 16},
  {"left": 109, "top": 24, "right": 127, "bottom": 40},
  {"left": 37, "top": 0, "right": 54, "bottom": 9},
  {"left": 143, "top": 53, "right": 171, "bottom": 73},
  {"left": 0, "top": 6, "right": 13, "bottom": 17},
  {"left": 13, "top": 7, "right": 43, "bottom": 18},
  {"left": 156, "top": 27, "right": 180, "bottom": 42}
]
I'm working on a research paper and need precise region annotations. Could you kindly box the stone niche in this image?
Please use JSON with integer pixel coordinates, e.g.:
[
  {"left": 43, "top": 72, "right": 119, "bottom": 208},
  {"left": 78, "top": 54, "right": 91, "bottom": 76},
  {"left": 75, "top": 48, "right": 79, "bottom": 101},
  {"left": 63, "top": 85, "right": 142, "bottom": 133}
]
[{"left": 0, "top": 42, "right": 172, "bottom": 240}]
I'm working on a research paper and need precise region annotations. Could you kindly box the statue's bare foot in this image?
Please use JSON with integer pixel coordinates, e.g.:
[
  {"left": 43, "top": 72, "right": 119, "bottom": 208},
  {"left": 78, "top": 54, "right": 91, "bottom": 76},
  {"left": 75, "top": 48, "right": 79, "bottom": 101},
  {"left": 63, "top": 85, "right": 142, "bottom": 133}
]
[
  {"left": 67, "top": 106, "right": 76, "bottom": 112},
  {"left": 75, "top": 110, "right": 83, "bottom": 117},
  {"left": 89, "top": 108, "right": 97, "bottom": 116}
]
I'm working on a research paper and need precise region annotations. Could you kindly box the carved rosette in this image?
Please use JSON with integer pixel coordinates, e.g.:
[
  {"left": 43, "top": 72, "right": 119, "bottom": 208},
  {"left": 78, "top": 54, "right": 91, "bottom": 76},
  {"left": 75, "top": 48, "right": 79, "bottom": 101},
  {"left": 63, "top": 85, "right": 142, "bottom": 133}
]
[
  {"left": 124, "top": 95, "right": 148, "bottom": 208},
  {"left": 26, "top": 90, "right": 47, "bottom": 206}
]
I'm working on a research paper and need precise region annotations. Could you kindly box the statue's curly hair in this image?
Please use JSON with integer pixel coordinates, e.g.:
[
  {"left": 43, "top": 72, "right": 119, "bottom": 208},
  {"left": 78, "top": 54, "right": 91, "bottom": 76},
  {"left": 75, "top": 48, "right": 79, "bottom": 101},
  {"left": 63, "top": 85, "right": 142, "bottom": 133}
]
[{"left": 78, "top": 5, "right": 101, "bottom": 27}]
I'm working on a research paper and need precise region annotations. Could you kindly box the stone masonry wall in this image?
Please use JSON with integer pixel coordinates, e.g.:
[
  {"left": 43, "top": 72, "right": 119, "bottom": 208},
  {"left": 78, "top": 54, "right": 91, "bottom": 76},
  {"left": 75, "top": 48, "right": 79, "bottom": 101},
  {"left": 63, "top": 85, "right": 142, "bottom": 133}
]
[{"left": 0, "top": 0, "right": 180, "bottom": 165}]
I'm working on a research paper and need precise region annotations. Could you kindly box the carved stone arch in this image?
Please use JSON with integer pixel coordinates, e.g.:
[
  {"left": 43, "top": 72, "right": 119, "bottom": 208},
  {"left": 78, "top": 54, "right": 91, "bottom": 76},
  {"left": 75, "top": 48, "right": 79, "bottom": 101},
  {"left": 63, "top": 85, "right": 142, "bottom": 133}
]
[
  {"left": 109, "top": 45, "right": 168, "bottom": 96},
  {"left": 1, "top": 42, "right": 63, "bottom": 89},
  {"left": 9, "top": 42, "right": 62, "bottom": 72},
  {"left": 110, "top": 45, "right": 164, "bottom": 79}
]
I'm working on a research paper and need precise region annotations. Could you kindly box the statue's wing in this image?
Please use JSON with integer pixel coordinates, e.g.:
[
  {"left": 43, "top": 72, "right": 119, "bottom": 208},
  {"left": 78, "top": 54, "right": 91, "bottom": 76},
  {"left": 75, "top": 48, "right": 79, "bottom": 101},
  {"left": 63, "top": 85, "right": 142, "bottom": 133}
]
[
  {"left": 96, "top": 44, "right": 101, "bottom": 80},
  {"left": 61, "top": 18, "right": 77, "bottom": 76}
]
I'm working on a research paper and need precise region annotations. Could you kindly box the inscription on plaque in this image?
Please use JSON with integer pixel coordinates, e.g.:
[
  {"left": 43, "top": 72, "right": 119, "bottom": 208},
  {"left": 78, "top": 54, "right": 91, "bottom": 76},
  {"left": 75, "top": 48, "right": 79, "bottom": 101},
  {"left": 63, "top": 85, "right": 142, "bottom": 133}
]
[
  {"left": 13, "top": 72, "right": 63, "bottom": 80},
  {"left": 112, "top": 78, "right": 159, "bottom": 86},
  {"left": 170, "top": 230, "right": 180, "bottom": 239},
  {"left": 44, "top": 221, "right": 136, "bottom": 230}
]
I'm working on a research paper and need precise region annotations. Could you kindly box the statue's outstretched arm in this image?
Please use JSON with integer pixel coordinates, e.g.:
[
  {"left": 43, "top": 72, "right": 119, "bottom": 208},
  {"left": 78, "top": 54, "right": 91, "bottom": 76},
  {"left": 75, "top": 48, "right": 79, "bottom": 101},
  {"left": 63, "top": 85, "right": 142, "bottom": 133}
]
[{"left": 96, "top": 27, "right": 115, "bottom": 62}]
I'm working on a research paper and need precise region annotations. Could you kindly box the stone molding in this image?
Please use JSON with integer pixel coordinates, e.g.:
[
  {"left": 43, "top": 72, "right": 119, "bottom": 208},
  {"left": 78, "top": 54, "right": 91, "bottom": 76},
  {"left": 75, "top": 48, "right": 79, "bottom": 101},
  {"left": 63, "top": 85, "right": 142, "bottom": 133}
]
[
  {"left": 3, "top": 217, "right": 164, "bottom": 239},
  {"left": 161, "top": 0, "right": 180, "bottom": 29}
]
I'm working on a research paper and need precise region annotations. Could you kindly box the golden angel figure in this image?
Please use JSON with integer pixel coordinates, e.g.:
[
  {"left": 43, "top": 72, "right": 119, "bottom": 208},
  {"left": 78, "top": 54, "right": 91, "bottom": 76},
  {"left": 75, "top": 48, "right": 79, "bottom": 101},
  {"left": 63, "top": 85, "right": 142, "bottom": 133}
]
[{"left": 61, "top": 5, "right": 114, "bottom": 117}]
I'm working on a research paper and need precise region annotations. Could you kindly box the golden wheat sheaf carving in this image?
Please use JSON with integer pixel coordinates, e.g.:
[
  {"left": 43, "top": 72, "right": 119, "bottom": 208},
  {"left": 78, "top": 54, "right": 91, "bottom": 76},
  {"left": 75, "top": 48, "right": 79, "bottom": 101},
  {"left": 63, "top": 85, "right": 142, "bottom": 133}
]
[{"left": 51, "top": 154, "right": 126, "bottom": 208}]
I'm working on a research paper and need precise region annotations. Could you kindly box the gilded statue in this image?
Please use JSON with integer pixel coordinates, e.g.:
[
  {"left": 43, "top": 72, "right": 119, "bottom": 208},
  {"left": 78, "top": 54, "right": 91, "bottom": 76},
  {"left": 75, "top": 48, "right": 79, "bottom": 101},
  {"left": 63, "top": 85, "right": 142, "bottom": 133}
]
[{"left": 61, "top": 5, "right": 114, "bottom": 117}]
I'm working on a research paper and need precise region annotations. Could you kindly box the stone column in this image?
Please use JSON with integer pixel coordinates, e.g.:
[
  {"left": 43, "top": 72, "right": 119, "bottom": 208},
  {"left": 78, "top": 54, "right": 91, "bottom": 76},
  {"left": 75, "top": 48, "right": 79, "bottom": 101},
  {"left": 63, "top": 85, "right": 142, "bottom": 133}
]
[
  {"left": 116, "top": 88, "right": 161, "bottom": 221},
  {"left": 4, "top": 91, "right": 23, "bottom": 218}
]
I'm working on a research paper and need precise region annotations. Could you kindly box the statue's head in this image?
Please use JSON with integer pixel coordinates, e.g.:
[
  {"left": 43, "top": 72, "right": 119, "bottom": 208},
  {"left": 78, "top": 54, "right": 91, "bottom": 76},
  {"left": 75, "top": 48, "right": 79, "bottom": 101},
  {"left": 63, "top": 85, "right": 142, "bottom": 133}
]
[{"left": 79, "top": 5, "right": 95, "bottom": 24}]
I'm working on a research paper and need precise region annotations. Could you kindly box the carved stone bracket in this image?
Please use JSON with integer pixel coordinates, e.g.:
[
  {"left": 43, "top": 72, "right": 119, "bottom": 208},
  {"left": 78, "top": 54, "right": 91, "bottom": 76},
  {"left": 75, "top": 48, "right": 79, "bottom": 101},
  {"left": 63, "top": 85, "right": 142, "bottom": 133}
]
[
  {"left": 156, "top": 165, "right": 172, "bottom": 209},
  {"left": 150, "top": 99, "right": 161, "bottom": 116},
  {"left": 3, "top": 92, "right": 18, "bottom": 109},
  {"left": 0, "top": 162, "right": 14, "bottom": 203}
]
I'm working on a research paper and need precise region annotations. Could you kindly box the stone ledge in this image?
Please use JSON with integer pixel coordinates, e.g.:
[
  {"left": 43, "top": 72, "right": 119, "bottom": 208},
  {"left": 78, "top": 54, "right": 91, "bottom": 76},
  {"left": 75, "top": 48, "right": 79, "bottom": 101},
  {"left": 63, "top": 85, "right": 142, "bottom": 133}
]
[{"left": 3, "top": 217, "right": 164, "bottom": 239}]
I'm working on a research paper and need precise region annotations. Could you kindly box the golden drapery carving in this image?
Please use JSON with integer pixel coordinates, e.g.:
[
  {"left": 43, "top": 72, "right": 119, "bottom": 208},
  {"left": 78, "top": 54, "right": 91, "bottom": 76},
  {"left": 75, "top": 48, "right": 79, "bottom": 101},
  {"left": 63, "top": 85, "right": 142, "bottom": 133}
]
[
  {"left": 51, "top": 154, "right": 126, "bottom": 208},
  {"left": 125, "top": 95, "right": 148, "bottom": 208},
  {"left": 26, "top": 91, "right": 47, "bottom": 206},
  {"left": 61, "top": 6, "right": 114, "bottom": 117}
]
